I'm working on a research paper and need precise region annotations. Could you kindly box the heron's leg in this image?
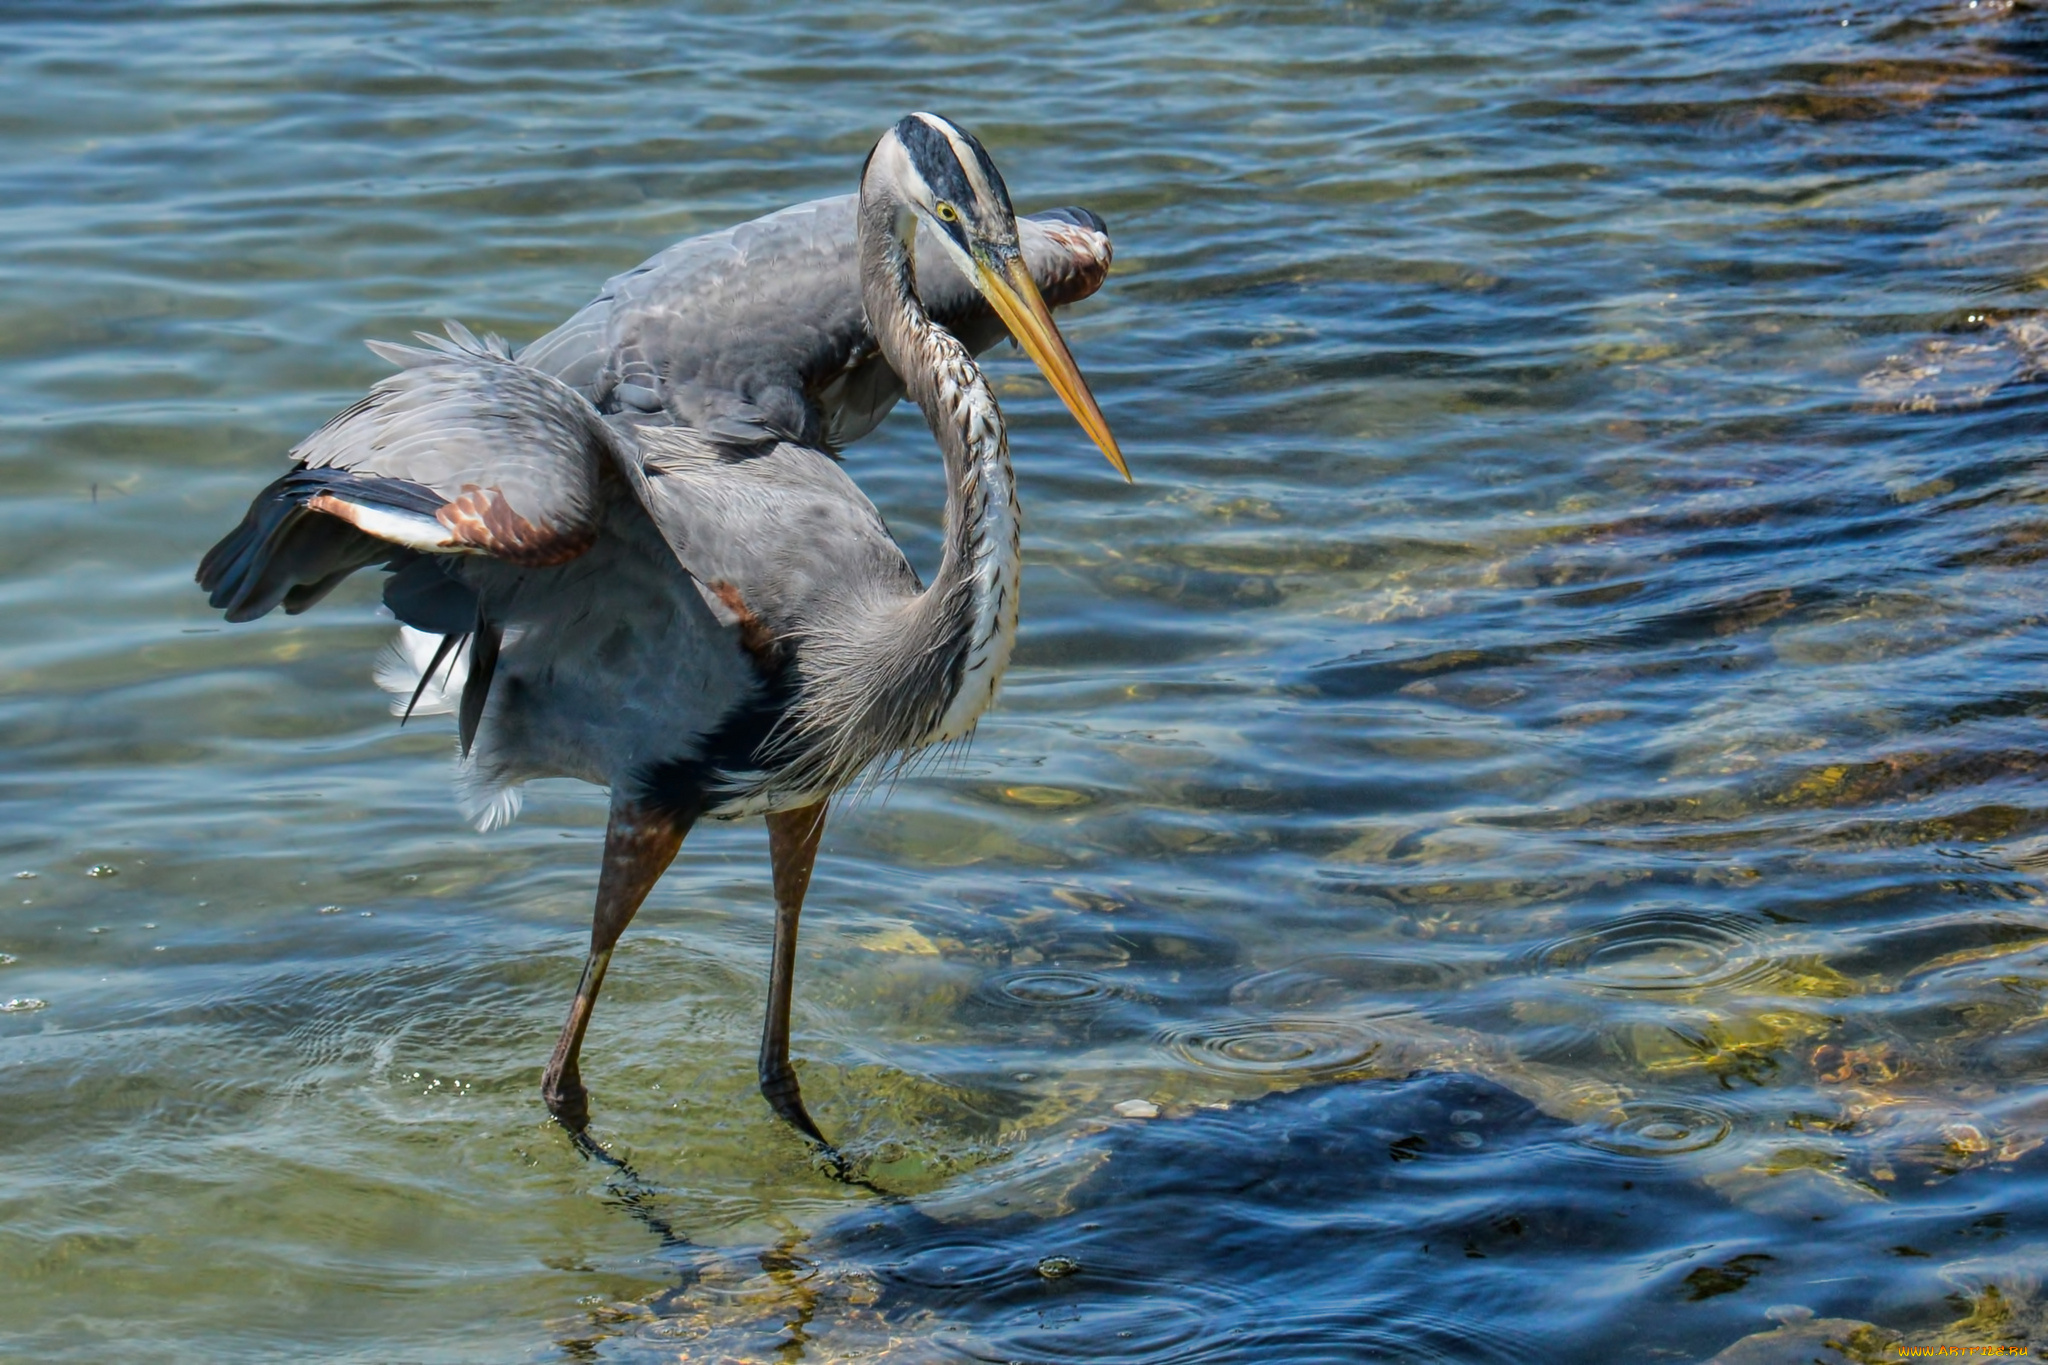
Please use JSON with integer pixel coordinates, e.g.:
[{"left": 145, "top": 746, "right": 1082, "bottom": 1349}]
[
  {"left": 760, "top": 800, "right": 830, "bottom": 1147},
  {"left": 542, "top": 797, "right": 691, "bottom": 1131}
]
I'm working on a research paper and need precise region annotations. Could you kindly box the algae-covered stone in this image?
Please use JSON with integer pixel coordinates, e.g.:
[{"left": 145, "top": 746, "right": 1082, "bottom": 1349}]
[
  {"left": 1703, "top": 1316, "right": 1899, "bottom": 1365},
  {"left": 1705, "top": 1158, "right": 1886, "bottom": 1218}
]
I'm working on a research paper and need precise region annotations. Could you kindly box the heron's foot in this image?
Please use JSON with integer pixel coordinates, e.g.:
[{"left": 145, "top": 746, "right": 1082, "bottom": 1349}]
[
  {"left": 543, "top": 1071, "right": 591, "bottom": 1133},
  {"left": 759, "top": 1060, "right": 833, "bottom": 1151},
  {"left": 757, "top": 1078, "right": 874, "bottom": 1186}
]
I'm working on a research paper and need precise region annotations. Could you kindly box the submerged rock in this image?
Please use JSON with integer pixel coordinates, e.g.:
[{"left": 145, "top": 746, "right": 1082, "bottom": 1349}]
[
  {"left": 570, "top": 1070, "right": 2048, "bottom": 1362},
  {"left": 1704, "top": 1316, "right": 1899, "bottom": 1365}
]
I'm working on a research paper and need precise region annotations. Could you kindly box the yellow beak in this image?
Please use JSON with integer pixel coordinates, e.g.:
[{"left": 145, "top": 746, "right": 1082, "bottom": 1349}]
[{"left": 976, "top": 254, "right": 1130, "bottom": 481}]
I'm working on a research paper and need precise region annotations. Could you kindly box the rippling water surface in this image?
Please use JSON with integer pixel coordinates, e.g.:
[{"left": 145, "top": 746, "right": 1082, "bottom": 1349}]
[{"left": 8, "top": 1, "right": 2048, "bottom": 1359}]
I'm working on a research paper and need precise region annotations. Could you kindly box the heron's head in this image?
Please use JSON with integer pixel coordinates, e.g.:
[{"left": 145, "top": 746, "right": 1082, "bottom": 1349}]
[{"left": 866, "top": 112, "right": 1128, "bottom": 480}]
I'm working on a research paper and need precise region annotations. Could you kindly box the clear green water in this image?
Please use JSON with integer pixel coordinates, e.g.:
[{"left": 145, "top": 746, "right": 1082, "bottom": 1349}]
[{"left": 7, "top": 1, "right": 2048, "bottom": 1360}]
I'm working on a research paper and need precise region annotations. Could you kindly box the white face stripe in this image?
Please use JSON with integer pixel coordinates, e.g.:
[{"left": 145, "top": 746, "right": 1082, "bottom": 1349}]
[{"left": 907, "top": 111, "right": 1000, "bottom": 211}]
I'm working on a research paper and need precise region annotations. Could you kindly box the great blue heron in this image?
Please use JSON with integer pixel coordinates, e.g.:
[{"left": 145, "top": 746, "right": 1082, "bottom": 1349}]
[{"left": 196, "top": 113, "right": 1126, "bottom": 1151}]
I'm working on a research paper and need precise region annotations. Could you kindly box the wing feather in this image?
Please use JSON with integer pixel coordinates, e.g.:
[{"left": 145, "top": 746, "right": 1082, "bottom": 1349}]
[
  {"left": 626, "top": 420, "right": 920, "bottom": 646},
  {"left": 198, "top": 324, "right": 634, "bottom": 621},
  {"left": 518, "top": 196, "right": 1113, "bottom": 450}
]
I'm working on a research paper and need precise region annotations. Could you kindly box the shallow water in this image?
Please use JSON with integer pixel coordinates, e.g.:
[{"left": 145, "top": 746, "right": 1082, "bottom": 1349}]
[{"left": 6, "top": 0, "right": 2048, "bottom": 1359}]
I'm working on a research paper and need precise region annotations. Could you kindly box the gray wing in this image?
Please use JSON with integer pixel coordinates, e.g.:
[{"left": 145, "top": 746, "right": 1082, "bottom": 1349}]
[
  {"left": 198, "top": 323, "right": 633, "bottom": 624},
  {"left": 614, "top": 413, "right": 921, "bottom": 646},
  {"left": 197, "top": 326, "right": 901, "bottom": 642},
  {"left": 195, "top": 332, "right": 937, "bottom": 823},
  {"left": 198, "top": 334, "right": 817, "bottom": 818},
  {"left": 518, "top": 196, "right": 1113, "bottom": 451}
]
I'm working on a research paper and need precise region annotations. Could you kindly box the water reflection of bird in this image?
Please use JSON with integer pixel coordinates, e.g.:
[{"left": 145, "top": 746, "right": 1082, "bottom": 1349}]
[{"left": 196, "top": 112, "right": 1125, "bottom": 1152}]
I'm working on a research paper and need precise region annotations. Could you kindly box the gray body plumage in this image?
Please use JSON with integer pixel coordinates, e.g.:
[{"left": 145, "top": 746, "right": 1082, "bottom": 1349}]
[{"left": 449, "top": 400, "right": 921, "bottom": 827}]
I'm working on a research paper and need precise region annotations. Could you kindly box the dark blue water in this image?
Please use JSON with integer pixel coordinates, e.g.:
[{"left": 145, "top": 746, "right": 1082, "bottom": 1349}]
[{"left": 5, "top": 0, "right": 2048, "bottom": 1359}]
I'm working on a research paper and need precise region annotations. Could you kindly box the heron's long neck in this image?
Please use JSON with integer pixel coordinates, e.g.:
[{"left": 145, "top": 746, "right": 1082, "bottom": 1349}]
[{"left": 859, "top": 199, "right": 1021, "bottom": 742}]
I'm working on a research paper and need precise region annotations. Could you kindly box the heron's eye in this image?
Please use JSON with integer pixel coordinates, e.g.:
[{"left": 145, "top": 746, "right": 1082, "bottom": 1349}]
[{"left": 934, "top": 201, "right": 959, "bottom": 223}]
